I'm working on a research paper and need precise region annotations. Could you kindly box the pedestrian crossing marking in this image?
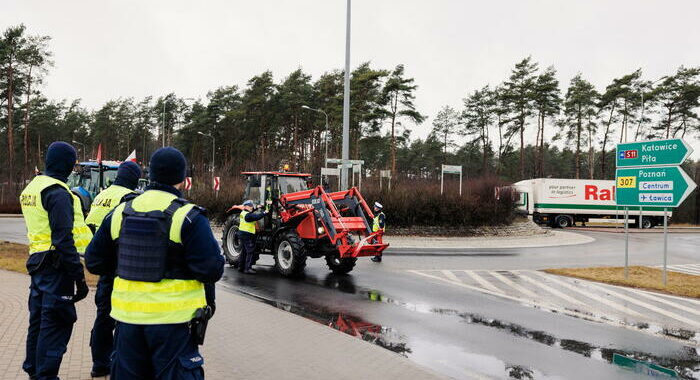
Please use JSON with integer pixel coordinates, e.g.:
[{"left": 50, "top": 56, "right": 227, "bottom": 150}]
[
  {"left": 527, "top": 270, "right": 646, "bottom": 319},
  {"left": 463, "top": 270, "right": 503, "bottom": 294},
  {"left": 489, "top": 271, "right": 537, "bottom": 298},
  {"left": 580, "top": 281, "right": 700, "bottom": 328},
  {"left": 514, "top": 271, "right": 586, "bottom": 306},
  {"left": 441, "top": 270, "right": 462, "bottom": 283},
  {"left": 631, "top": 288, "right": 700, "bottom": 318},
  {"left": 668, "top": 265, "right": 700, "bottom": 275}
]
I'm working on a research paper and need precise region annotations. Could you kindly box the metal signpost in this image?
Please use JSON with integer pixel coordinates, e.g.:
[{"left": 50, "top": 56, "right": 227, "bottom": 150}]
[
  {"left": 327, "top": 158, "right": 363, "bottom": 190},
  {"left": 615, "top": 138, "right": 696, "bottom": 285},
  {"left": 441, "top": 164, "right": 463, "bottom": 195},
  {"left": 321, "top": 167, "right": 341, "bottom": 189},
  {"left": 379, "top": 170, "right": 391, "bottom": 191}
]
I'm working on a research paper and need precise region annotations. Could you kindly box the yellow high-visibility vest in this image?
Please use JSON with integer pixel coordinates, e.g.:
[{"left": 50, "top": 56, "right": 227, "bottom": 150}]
[
  {"left": 109, "top": 190, "right": 206, "bottom": 325},
  {"left": 20, "top": 175, "right": 93, "bottom": 254},
  {"left": 372, "top": 212, "right": 386, "bottom": 232},
  {"left": 239, "top": 210, "right": 257, "bottom": 234},
  {"left": 85, "top": 185, "right": 134, "bottom": 228}
]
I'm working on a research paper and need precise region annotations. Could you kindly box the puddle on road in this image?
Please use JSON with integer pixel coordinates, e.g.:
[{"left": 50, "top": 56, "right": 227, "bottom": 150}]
[{"left": 222, "top": 271, "right": 700, "bottom": 379}]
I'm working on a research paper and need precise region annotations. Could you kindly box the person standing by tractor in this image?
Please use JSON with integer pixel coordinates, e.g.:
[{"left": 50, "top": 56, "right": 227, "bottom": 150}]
[
  {"left": 238, "top": 200, "right": 267, "bottom": 274},
  {"left": 20, "top": 141, "right": 93, "bottom": 379},
  {"left": 371, "top": 202, "right": 386, "bottom": 263},
  {"left": 85, "top": 147, "right": 224, "bottom": 379},
  {"left": 84, "top": 161, "right": 141, "bottom": 378}
]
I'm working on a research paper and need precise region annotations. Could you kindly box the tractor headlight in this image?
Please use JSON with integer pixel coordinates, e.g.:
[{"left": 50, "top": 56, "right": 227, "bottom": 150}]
[{"left": 317, "top": 226, "right": 325, "bottom": 235}]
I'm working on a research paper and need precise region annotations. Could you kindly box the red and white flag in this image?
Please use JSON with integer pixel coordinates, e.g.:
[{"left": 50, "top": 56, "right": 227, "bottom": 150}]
[
  {"left": 96, "top": 144, "right": 103, "bottom": 164},
  {"left": 124, "top": 149, "right": 137, "bottom": 162}
]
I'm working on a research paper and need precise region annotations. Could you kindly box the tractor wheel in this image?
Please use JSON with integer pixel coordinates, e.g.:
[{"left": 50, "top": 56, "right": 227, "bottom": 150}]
[
  {"left": 325, "top": 254, "right": 357, "bottom": 274},
  {"left": 221, "top": 215, "right": 242, "bottom": 267},
  {"left": 274, "top": 231, "right": 307, "bottom": 276}
]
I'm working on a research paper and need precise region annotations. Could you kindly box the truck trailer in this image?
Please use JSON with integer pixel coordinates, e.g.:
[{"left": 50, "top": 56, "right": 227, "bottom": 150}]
[{"left": 513, "top": 178, "right": 669, "bottom": 228}]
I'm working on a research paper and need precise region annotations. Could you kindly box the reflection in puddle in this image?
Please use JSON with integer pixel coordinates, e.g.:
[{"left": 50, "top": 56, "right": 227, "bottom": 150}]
[{"left": 223, "top": 271, "right": 700, "bottom": 379}]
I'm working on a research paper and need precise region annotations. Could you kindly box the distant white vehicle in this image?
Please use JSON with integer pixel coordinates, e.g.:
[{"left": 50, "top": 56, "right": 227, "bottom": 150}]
[{"left": 512, "top": 178, "right": 669, "bottom": 228}]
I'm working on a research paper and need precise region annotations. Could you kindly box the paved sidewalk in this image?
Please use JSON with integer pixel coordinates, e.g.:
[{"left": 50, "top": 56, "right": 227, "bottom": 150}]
[
  {"left": 0, "top": 270, "right": 446, "bottom": 380},
  {"left": 385, "top": 230, "right": 593, "bottom": 249}
]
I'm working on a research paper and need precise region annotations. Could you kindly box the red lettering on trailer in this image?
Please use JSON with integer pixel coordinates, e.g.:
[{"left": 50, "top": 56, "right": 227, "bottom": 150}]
[
  {"left": 585, "top": 185, "right": 598, "bottom": 200},
  {"left": 584, "top": 184, "right": 616, "bottom": 201}
]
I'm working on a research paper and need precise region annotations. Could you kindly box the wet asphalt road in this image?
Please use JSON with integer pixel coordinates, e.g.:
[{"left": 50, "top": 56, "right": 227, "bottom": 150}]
[
  {"left": 1, "top": 218, "right": 699, "bottom": 379},
  {"left": 219, "top": 231, "right": 700, "bottom": 380}
]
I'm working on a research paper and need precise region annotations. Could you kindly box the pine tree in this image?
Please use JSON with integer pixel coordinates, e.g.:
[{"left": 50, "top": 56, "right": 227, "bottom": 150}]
[
  {"left": 561, "top": 74, "right": 598, "bottom": 179},
  {"left": 502, "top": 57, "right": 538, "bottom": 179}
]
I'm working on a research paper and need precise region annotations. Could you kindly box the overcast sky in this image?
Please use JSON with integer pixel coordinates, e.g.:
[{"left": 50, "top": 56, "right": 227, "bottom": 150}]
[{"left": 3, "top": 0, "right": 700, "bottom": 157}]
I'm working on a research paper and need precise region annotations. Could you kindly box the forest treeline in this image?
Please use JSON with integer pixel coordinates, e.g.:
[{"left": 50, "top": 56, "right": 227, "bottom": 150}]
[{"left": 2, "top": 25, "right": 699, "bottom": 200}]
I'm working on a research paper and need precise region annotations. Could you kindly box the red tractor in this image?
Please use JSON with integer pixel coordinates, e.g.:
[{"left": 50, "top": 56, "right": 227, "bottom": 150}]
[{"left": 221, "top": 171, "right": 388, "bottom": 276}]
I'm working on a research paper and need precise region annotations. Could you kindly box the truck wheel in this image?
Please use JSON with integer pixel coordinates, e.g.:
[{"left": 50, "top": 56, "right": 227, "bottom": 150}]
[
  {"left": 554, "top": 215, "right": 572, "bottom": 228},
  {"left": 222, "top": 215, "right": 242, "bottom": 267},
  {"left": 325, "top": 254, "right": 357, "bottom": 274},
  {"left": 274, "top": 231, "right": 307, "bottom": 276},
  {"left": 641, "top": 217, "right": 653, "bottom": 229}
]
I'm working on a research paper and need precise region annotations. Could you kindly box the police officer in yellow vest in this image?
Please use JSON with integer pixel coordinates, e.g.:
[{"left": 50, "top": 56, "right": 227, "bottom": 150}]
[
  {"left": 84, "top": 161, "right": 141, "bottom": 378},
  {"left": 238, "top": 200, "right": 267, "bottom": 274},
  {"left": 371, "top": 202, "right": 385, "bottom": 263},
  {"left": 20, "top": 141, "right": 93, "bottom": 380},
  {"left": 85, "top": 147, "right": 223, "bottom": 379}
]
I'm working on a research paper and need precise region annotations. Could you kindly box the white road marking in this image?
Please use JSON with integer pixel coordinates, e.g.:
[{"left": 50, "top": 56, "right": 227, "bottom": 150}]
[
  {"left": 668, "top": 265, "right": 700, "bottom": 275},
  {"left": 489, "top": 271, "right": 538, "bottom": 298},
  {"left": 528, "top": 271, "right": 646, "bottom": 319},
  {"left": 462, "top": 270, "right": 503, "bottom": 294},
  {"left": 514, "top": 271, "right": 587, "bottom": 306},
  {"left": 441, "top": 270, "right": 462, "bottom": 283},
  {"left": 629, "top": 289, "right": 700, "bottom": 318},
  {"left": 581, "top": 282, "right": 700, "bottom": 328}
]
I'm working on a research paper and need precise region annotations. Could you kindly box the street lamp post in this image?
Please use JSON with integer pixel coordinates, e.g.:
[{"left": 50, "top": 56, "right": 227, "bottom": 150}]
[
  {"left": 301, "top": 105, "right": 330, "bottom": 167},
  {"left": 341, "top": 0, "right": 351, "bottom": 189},
  {"left": 197, "top": 131, "right": 215, "bottom": 174},
  {"left": 71, "top": 140, "right": 86, "bottom": 161}
]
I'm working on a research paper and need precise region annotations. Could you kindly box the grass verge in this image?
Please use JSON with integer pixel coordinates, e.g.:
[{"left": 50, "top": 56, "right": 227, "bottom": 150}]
[
  {"left": 0, "top": 241, "right": 99, "bottom": 287},
  {"left": 544, "top": 266, "right": 700, "bottom": 299}
]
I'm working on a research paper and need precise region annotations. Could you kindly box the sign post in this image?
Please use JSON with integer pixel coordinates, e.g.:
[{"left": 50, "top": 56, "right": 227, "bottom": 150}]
[
  {"left": 615, "top": 138, "right": 696, "bottom": 285},
  {"left": 380, "top": 170, "right": 391, "bottom": 191},
  {"left": 213, "top": 176, "right": 221, "bottom": 198},
  {"left": 184, "top": 177, "right": 192, "bottom": 195},
  {"left": 441, "top": 165, "right": 463, "bottom": 195}
]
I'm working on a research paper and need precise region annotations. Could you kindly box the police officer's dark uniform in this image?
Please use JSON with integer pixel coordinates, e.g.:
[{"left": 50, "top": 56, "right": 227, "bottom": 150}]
[
  {"left": 85, "top": 147, "right": 223, "bottom": 379},
  {"left": 20, "top": 141, "right": 93, "bottom": 380},
  {"left": 238, "top": 200, "right": 266, "bottom": 274},
  {"left": 84, "top": 161, "right": 141, "bottom": 377}
]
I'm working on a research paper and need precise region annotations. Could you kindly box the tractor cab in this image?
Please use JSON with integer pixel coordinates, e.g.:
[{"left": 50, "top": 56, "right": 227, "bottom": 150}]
[
  {"left": 241, "top": 171, "right": 311, "bottom": 207},
  {"left": 67, "top": 160, "right": 121, "bottom": 212}
]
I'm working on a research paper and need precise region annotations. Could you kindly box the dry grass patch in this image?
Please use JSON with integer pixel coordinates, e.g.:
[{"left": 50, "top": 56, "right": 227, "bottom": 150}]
[
  {"left": 0, "top": 241, "right": 99, "bottom": 287},
  {"left": 544, "top": 266, "right": 700, "bottom": 299}
]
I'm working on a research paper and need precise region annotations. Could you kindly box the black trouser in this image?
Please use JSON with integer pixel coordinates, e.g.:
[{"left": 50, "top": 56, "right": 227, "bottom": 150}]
[
  {"left": 23, "top": 262, "right": 77, "bottom": 380},
  {"left": 90, "top": 275, "right": 115, "bottom": 372},
  {"left": 237, "top": 232, "right": 256, "bottom": 271}
]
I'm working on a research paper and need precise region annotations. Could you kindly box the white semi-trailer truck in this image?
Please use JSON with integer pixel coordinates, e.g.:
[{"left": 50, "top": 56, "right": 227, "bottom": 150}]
[{"left": 512, "top": 178, "right": 668, "bottom": 228}]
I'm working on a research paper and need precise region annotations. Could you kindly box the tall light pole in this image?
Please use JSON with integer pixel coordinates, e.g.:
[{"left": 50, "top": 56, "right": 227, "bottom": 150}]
[
  {"left": 301, "top": 105, "right": 330, "bottom": 166},
  {"left": 71, "top": 140, "right": 86, "bottom": 161},
  {"left": 341, "top": 0, "right": 351, "bottom": 189},
  {"left": 198, "top": 131, "right": 215, "bottom": 174}
]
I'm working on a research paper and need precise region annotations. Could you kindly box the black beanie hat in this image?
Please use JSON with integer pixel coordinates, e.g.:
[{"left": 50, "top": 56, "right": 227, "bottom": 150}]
[
  {"left": 45, "top": 141, "right": 77, "bottom": 180},
  {"left": 149, "top": 147, "right": 187, "bottom": 186},
  {"left": 114, "top": 161, "right": 142, "bottom": 190}
]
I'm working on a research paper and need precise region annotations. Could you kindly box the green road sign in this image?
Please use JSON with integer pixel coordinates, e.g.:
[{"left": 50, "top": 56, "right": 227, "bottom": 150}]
[
  {"left": 616, "top": 139, "right": 693, "bottom": 168},
  {"left": 612, "top": 354, "right": 678, "bottom": 378},
  {"left": 616, "top": 166, "right": 697, "bottom": 207}
]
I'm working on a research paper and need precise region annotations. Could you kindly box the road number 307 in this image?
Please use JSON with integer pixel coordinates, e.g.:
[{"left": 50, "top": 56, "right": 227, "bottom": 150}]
[{"left": 617, "top": 176, "right": 636, "bottom": 188}]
